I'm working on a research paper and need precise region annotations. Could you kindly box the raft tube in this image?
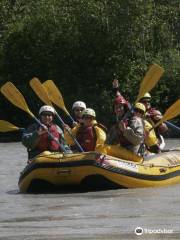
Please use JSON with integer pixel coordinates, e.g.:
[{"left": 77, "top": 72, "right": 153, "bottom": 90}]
[{"left": 18, "top": 149, "right": 180, "bottom": 193}]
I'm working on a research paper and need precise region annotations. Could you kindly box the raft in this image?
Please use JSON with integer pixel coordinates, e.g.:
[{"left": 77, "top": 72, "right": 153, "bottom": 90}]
[{"left": 18, "top": 149, "right": 180, "bottom": 193}]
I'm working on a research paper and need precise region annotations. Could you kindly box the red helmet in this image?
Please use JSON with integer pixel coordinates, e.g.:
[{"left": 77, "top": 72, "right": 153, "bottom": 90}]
[
  {"left": 148, "top": 108, "right": 163, "bottom": 121},
  {"left": 113, "top": 95, "right": 128, "bottom": 106}
]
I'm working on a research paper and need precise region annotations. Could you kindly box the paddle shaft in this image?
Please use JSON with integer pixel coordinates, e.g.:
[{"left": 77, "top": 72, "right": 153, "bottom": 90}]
[
  {"left": 55, "top": 111, "right": 84, "bottom": 152},
  {"left": 68, "top": 114, "right": 76, "bottom": 125},
  {"left": 165, "top": 121, "right": 180, "bottom": 132},
  {"left": 149, "top": 120, "right": 180, "bottom": 133}
]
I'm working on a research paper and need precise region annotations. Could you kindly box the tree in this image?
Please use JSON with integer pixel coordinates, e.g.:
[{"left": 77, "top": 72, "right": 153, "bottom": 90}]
[{"left": 0, "top": 0, "right": 179, "bottom": 132}]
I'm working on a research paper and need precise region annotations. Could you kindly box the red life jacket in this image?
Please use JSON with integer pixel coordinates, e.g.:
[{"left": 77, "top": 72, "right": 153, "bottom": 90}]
[
  {"left": 76, "top": 125, "right": 96, "bottom": 151},
  {"left": 118, "top": 119, "right": 132, "bottom": 146},
  {"left": 36, "top": 124, "right": 61, "bottom": 152}
]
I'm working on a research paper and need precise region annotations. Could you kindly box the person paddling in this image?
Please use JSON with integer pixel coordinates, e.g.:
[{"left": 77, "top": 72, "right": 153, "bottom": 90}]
[
  {"left": 140, "top": 93, "right": 168, "bottom": 134},
  {"left": 64, "top": 108, "right": 106, "bottom": 152},
  {"left": 22, "top": 105, "right": 71, "bottom": 159},
  {"left": 140, "top": 93, "right": 168, "bottom": 153}
]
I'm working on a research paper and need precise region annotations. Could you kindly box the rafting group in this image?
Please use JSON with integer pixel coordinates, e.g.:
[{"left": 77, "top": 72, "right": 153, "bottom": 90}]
[
  {"left": 0, "top": 64, "right": 179, "bottom": 164},
  {"left": 21, "top": 79, "right": 168, "bottom": 163}
]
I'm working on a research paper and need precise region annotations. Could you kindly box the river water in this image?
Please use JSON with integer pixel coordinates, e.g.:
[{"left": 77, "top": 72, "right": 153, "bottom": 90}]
[{"left": 0, "top": 139, "right": 180, "bottom": 240}]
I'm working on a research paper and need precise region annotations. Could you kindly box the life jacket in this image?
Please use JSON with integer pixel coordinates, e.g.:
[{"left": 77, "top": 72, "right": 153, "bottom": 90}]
[
  {"left": 144, "top": 120, "right": 158, "bottom": 147},
  {"left": 36, "top": 124, "right": 61, "bottom": 152},
  {"left": 76, "top": 125, "right": 97, "bottom": 151}
]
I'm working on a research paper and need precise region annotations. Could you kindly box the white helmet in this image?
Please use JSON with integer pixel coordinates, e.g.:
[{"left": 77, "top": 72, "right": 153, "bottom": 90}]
[
  {"left": 39, "top": 105, "right": 55, "bottom": 115},
  {"left": 82, "top": 108, "right": 96, "bottom": 118},
  {"left": 72, "top": 101, "right": 86, "bottom": 110}
]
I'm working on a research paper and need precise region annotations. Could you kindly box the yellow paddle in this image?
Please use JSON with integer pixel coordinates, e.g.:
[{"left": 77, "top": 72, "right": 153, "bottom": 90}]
[
  {"left": 135, "top": 64, "right": 180, "bottom": 132},
  {"left": 43, "top": 80, "right": 75, "bottom": 122},
  {"left": 0, "top": 120, "right": 24, "bottom": 132},
  {"left": 1, "top": 82, "right": 34, "bottom": 118},
  {"left": 29, "top": 77, "right": 53, "bottom": 106},
  {"left": 136, "top": 63, "right": 164, "bottom": 103},
  {"left": 154, "top": 99, "right": 180, "bottom": 129},
  {"left": 122, "top": 64, "right": 164, "bottom": 119},
  {"left": 29, "top": 78, "right": 84, "bottom": 152},
  {"left": 0, "top": 82, "right": 66, "bottom": 152}
]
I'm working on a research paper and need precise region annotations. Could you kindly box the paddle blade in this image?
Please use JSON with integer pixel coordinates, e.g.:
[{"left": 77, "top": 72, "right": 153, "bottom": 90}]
[
  {"left": 154, "top": 99, "right": 180, "bottom": 128},
  {"left": 43, "top": 80, "right": 70, "bottom": 115},
  {"left": 136, "top": 64, "right": 164, "bottom": 103},
  {"left": 29, "top": 78, "right": 53, "bottom": 106},
  {"left": 0, "top": 82, "right": 34, "bottom": 118},
  {"left": 0, "top": 120, "right": 19, "bottom": 132}
]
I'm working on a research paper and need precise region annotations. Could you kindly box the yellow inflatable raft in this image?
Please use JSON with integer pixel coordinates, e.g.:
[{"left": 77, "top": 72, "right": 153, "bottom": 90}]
[{"left": 18, "top": 149, "right": 180, "bottom": 193}]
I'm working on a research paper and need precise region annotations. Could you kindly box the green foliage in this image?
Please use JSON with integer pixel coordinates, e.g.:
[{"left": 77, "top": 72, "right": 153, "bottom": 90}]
[{"left": 0, "top": 0, "right": 179, "bottom": 129}]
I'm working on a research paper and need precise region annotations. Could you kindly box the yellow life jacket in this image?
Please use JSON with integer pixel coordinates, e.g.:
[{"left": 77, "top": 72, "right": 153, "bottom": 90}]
[{"left": 144, "top": 120, "right": 158, "bottom": 147}]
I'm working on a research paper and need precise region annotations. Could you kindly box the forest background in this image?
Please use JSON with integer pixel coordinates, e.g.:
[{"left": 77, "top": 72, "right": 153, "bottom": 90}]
[{"left": 0, "top": 0, "right": 179, "bottom": 140}]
